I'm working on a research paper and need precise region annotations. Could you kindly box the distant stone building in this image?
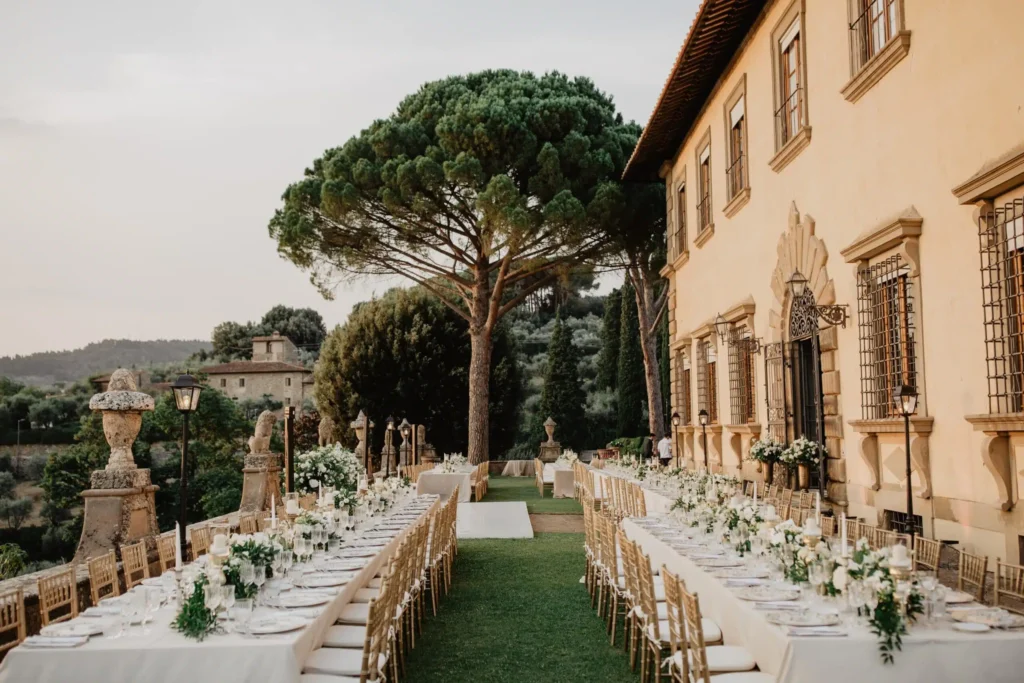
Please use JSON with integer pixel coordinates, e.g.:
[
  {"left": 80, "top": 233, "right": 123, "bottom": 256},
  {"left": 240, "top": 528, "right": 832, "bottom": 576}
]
[
  {"left": 199, "top": 333, "right": 312, "bottom": 410},
  {"left": 90, "top": 369, "right": 171, "bottom": 395}
]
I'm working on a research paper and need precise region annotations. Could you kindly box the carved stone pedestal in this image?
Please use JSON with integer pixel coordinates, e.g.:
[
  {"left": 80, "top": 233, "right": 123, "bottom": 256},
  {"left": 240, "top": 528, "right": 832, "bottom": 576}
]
[
  {"left": 539, "top": 442, "right": 561, "bottom": 463},
  {"left": 74, "top": 468, "right": 159, "bottom": 563},
  {"left": 239, "top": 452, "right": 283, "bottom": 513}
]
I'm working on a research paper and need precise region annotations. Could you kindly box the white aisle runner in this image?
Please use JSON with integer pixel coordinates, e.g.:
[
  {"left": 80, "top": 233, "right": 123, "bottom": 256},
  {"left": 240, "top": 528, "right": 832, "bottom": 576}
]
[{"left": 455, "top": 502, "right": 534, "bottom": 539}]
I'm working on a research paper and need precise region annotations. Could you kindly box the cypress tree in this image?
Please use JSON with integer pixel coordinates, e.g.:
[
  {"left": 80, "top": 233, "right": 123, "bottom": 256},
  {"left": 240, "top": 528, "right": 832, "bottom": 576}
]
[
  {"left": 537, "top": 313, "right": 587, "bottom": 450},
  {"left": 616, "top": 283, "right": 646, "bottom": 437},
  {"left": 597, "top": 288, "right": 622, "bottom": 390}
]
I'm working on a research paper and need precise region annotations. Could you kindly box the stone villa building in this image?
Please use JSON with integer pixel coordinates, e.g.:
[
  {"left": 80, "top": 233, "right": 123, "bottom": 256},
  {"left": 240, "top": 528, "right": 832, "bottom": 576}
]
[
  {"left": 200, "top": 333, "right": 312, "bottom": 409},
  {"left": 625, "top": 0, "right": 1024, "bottom": 561}
]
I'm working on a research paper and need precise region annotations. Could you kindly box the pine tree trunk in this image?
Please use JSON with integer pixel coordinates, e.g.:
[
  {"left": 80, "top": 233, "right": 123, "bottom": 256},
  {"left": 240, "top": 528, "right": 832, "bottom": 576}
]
[
  {"left": 467, "top": 267, "right": 494, "bottom": 465},
  {"left": 631, "top": 271, "right": 666, "bottom": 441}
]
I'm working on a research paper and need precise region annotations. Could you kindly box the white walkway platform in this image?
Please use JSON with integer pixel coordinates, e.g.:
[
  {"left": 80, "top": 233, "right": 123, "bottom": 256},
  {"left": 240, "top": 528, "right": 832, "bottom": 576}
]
[{"left": 455, "top": 502, "right": 534, "bottom": 539}]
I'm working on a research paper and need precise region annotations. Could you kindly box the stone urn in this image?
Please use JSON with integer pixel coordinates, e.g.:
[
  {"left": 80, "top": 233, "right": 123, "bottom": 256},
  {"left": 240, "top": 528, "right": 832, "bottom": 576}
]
[
  {"left": 538, "top": 416, "right": 561, "bottom": 463},
  {"left": 75, "top": 369, "right": 160, "bottom": 562}
]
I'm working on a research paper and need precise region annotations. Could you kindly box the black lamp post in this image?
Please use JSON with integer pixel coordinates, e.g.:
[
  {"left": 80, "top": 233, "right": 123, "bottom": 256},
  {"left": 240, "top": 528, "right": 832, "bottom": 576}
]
[
  {"left": 894, "top": 384, "right": 919, "bottom": 542},
  {"left": 698, "top": 409, "right": 710, "bottom": 471},
  {"left": 171, "top": 374, "right": 202, "bottom": 563},
  {"left": 399, "top": 418, "right": 411, "bottom": 469},
  {"left": 671, "top": 412, "right": 681, "bottom": 468},
  {"left": 385, "top": 415, "right": 395, "bottom": 478}
]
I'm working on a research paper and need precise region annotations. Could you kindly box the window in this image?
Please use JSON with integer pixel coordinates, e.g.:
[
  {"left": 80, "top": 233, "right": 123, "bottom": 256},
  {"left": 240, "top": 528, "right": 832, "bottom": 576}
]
[
  {"left": 220, "top": 378, "right": 226, "bottom": 388},
  {"left": 725, "top": 84, "right": 747, "bottom": 201},
  {"left": 266, "top": 342, "right": 272, "bottom": 354},
  {"left": 979, "top": 198, "right": 1024, "bottom": 413},
  {"left": 851, "top": 0, "right": 899, "bottom": 71},
  {"left": 676, "top": 350, "right": 692, "bottom": 425},
  {"left": 239, "top": 378, "right": 245, "bottom": 388},
  {"left": 285, "top": 397, "right": 291, "bottom": 406},
  {"left": 696, "top": 340, "right": 718, "bottom": 423},
  {"left": 676, "top": 184, "right": 687, "bottom": 256},
  {"left": 697, "top": 145, "right": 712, "bottom": 233},
  {"left": 884, "top": 509, "right": 922, "bottom": 537},
  {"left": 728, "top": 329, "right": 757, "bottom": 424},
  {"left": 777, "top": 23, "right": 802, "bottom": 147},
  {"left": 286, "top": 377, "right": 292, "bottom": 387},
  {"left": 856, "top": 254, "right": 916, "bottom": 418}
]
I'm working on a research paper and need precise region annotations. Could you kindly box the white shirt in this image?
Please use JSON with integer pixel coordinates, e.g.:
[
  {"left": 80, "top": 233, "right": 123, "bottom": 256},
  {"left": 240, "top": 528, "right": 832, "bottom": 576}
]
[{"left": 657, "top": 437, "right": 672, "bottom": 459}]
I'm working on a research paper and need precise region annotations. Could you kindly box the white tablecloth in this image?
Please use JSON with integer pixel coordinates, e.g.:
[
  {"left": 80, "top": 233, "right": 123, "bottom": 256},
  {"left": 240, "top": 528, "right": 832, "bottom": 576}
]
[
  {"left": 500, "top": 460, "right": 535, "bottom": 477},
  {"left": 416, "top": 470, "right": 472, "bottom": 502},
  {"left": 0, "top": 497, "right": 439, "bottom": 683},
  {"left": 544, "top": 465, "right": 575, "bottom": 498},
  {"left": 623, "top": 518, "right": 1024, "bottom": 683},
  {"left": 589, "top": 468, "right": 674, "bottom": 514}
]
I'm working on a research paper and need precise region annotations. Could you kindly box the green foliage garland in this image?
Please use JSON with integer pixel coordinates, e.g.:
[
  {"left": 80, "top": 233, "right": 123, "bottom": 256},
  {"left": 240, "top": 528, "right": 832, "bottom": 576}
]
[{"left": 172, "top": 575, "right": 218, "bottom": 641}]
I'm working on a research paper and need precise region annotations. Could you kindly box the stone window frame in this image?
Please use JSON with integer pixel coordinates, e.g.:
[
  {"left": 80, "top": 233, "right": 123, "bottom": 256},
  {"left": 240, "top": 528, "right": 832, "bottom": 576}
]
[
  {"left": 955, "top": 145, "right": 1024, "bottom": 511},
  {"left": 722, "top": 74, "right": 751, "bottom": 217},
  {"left": 286, "top": 377, "right": 292, "bottom": 387},
  {"left": 239, "top": 378, "right": 245, "bottom": 388},
  {"left": 841, "top": 206, "right": 932, "bottom": 500},
  {"left": 769, "top": 0, "right": 812, "bottom": 173},
  {"left": 694, "top": 128, "right": 715, "bottom": 248},
  {"left": 667, "top": 166, "right": 689, "bottom": 268},
  {"left": 691, "top": 320, "right": 724, "bottom": 471},
  {"left": 671, "top": 335, "right": 697, "bottom": 467},
  {"left": 841, "top": 0, "right": 911, "bottom": 103},
  {"left": 219, "top": 378, "right": 226, "bottom": 388}
]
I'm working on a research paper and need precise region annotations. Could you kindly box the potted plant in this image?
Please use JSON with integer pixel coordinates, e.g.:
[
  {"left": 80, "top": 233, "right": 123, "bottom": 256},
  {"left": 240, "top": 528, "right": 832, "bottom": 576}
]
[
  {"left": 748, "top": 437, "right": 784, "bottom": 486},
  {"left": 780, "top": 437, "right": 824, "bottom": 489}
]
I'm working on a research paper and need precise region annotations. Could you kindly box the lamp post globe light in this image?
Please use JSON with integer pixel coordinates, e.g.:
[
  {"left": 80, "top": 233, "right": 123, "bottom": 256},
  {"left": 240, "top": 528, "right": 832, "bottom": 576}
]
[
  {"left": 893, "top": 384, "right": 919, "bottom": 541},
  {"left": 385, "top": 415, "right": 396, "bottom": 477},
  {"left": 787, "top": 270, "right": 809, "bottom": 299},
  {"left": 671, "top": 412, "right": 681, "bottom": 468},
  {"left": 714, "top": 313, "right": 728, "bottom": 341},
  {"left": 399, "top": 418, "right": 411, "bottom": 468},
  {"left": 172, "top": 374, "right": 202, "bottom": 564},
  {"left": 698, "top": 409, "right": 710, "bottom": 471}
]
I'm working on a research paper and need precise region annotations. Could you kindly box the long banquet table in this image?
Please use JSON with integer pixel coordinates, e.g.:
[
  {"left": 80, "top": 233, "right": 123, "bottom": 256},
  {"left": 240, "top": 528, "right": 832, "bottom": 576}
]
[
  {"left": 544, "top": 464, "right": 575, "bottom": 498},
  {"left": 623, "top": 518, "right": 1024, "bottom": 683},
  {"left": 416, "top": 466, "right": 473, "bottom": 502},
  {"left": 0, "top": 495, "right": 439, "bottom": 683},
  {"left": 589, "top": 466, "right": 674, "bottom": 514}
]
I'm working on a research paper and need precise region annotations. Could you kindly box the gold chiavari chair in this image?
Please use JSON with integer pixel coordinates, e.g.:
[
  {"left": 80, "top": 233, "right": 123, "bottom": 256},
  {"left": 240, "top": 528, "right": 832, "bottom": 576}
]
[
  {"left": 958, "top": 549, "right": 988, "bottom": 602},
  {"left": 304, "top": 582, "right": 395, "bottom": 681},
  {"left": 0, "top": 588, "right": 26, "bottom": 653},
  {"left": 634, "top": 541, "right": 669, "bottom": 682},
  {"left": 190, "top": 526, "right": 212, "bottom": 559},
  {"left": 661, "top": 569, "right": 688, "bottom": 683},
  {"left": 239, "top": 513, "right": 259, "bottom": 535},
  {"left": 604, "top": 522, "right": 630, "bottom": 647},
  {"left": 820, "top": 515, "right": 835, "bottom": 538},
  {"left": 914, "top": 536, "right": 941, "bottom": 576},
  {"left": 843, "top": 517, "right": 859, "bottom": 545},
  {"left": 790, "top": 507, "right": 805, "bottom": 525},
  {"left": 858, "top": 522, "right": 876, "bottom": 547},
  {"left": 38, "top": 566, "right": 78, "bottom": 626},
  {"left": 299, "top": 493, "right": 317, "bottom": 510},
  {"left": 633, "top": 483, "right": 647, "bottom": 518},
  {"left": 120, "top": 540, "right": 150, "bottom": 590},
  {"left": 678, "top": 582, "right": 766, "bottom": 682},
  {"left": 618, "top": 533, "right": 642, "bottom": 670},
  {"left": 764, "top": 484, "right": 777, "bottom": 505},
  {"left": 88, "top": 551, "right": 121, "bottom": 605},
  {"left": 994, "top": 559, "right": 1024, "bottom": 615},
  {"left": 157, "top": 531, "right": 176, "bottom": 573}
]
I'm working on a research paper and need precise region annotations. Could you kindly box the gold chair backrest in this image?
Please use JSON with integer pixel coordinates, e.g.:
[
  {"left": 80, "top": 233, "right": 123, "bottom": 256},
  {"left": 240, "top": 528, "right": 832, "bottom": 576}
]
[
  {"left": 995, "top": 559, "right": 1024, "bottom": 615},
  {"left": 820, "top": 515, "right": 836, "bottom": 537},
  {"left": 0, "top": 588, "right": 26, "bottom": 653},
  {"left": 914, "top": 537, "right": 941, "bottom": 575},
  {"left": 157, "top": 532, "right": 176, "bottom": 573},
  {"left": 633, "top": 483, "right": 647, "bottom": 517},
  {"left": 844, "top": 518, "right": 859, "bottom": 544},
  {"left": 634, "top": 541, "right": 660, "bottom": 641},
  {"left": 239, "top": 513, "right": 259, "bottom": 535},
  {"left": 617, "top": 529, "right": 640, "bottom": 610},
  {"left": 661, "top": 568, "right": 687, "bottom": 672},
  {"left": 679, "top": 582, "right": 712, "bottom": 683},
  {"left": 958, "top": 549, "right": 988, "bottom": 602},
  {"left": 120, "top": 540, "right": 150, "bottom": 590},
  {"left": 88, "top": 551, "right": 120, "bottom": 605},
  {"left": 191, "top": 526, "right": 212, "bottom": 559},
  {"left": 38, "top": 566, "right": 78, "bottom": 626}
]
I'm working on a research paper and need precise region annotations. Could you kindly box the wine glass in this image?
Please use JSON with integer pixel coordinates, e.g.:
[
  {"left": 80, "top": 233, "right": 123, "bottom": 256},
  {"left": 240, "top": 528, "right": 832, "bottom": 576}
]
[
  {"left": 141, "top": 587, "right": 159, "bottom": 634},
  {"left": 221, "top": 585, "right": 236, "bottom": 632},
  {"left": 232, "top": 598, "right": 253, "bottom": 636},
  {"left": 239, "top": 559, "right": 255, "bottom": 598},
  {"left": 282, "top": 548, "right": 294, "bottom": 576},
  {"left": 271, "top": 551, "right": 283, "bottom": 579},
  {"left": 252, "top": 564, "right": 267, "bottom": 605},
  {"left": 203, "top": 584, "right": 223, "bottom": 616}
]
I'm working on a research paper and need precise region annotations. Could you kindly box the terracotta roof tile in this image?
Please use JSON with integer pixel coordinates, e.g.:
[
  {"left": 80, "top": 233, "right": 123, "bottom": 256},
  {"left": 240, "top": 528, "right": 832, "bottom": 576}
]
[{"left": 623, "top": 0, "right": 766, "bottom": 181}]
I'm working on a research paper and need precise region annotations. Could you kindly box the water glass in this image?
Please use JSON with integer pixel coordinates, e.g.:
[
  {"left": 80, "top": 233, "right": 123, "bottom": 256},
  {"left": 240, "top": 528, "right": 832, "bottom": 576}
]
[
  {"left": 281, "top": 549, "right": 294, "bottom": 574},
  {"left": 204, "top": 584, "right": 223, "bottom": 614},
  {"left": 221, "top": 585, "right": 236, "bottom": 631},
  {"left": 232, "top": 598, "right": 254, "bottom": 635},
  {"left": 253, "top": 564, "right": 267, "bottom": 604}
]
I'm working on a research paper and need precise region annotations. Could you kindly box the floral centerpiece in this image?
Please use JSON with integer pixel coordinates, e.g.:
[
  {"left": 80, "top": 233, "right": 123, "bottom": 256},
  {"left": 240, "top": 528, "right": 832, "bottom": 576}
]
[
  {"left": 438, "top": 453, "right": 468, "bottom": 473},
  {"left": 832, "top": 539, "right": 923, "bottom": 664},
  {"left": 555, "top": 449, "right": 579, "bottom": 466},
  {"left": 721, "top": 499, "right": 762, "bottom": 554},
  {"left": 295, "top": 444, "right": 361, "bottom": 498},
  {"left": 222, "top": 532, "right": 284, "bottom": 599},
  {"left": 779, "top": 437, "right": 823, "bottom": 466},
  {"left": 172, "top": 569, "right": 220, "bottom": 641}
]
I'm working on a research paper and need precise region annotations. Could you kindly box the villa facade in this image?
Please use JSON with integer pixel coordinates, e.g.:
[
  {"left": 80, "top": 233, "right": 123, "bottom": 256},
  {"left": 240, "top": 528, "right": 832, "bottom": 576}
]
[{"left": 624, "top": 0, "right": 1024, "bottom": 561}]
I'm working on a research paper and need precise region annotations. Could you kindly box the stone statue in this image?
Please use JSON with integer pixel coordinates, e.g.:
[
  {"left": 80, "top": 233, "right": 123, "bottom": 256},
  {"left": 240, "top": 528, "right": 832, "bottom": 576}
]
[
  {"left": 539, "top": 416, "right": 561, "bottom": 463},
  {"left": 318, "top": 415, "right": 337, "bottom": 447},
  {"left": 76, "top": 368, "right": 159, "bottom": 562},
  {"left": 418, "top": 424, "right": 438, "bottom": 465},
  {"left": 351, "top": 411, "right": 374, "bottom": 472},
  {"left": 248, "top": 410, "right": 276, "bottom": 454}
]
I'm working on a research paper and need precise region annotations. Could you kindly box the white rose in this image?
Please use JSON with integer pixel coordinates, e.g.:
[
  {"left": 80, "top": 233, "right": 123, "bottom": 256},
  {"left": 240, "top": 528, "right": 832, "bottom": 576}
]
[
  {"left": 310, "top": 479, "right": 320, "bottom": 489},
  {"left": 832, "top": 566, "right": 848, "bottom": 591}
]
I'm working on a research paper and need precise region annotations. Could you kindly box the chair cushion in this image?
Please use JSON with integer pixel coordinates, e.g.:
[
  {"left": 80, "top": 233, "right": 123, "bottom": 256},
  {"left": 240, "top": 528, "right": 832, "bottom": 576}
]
[
  {"left": 710, "top": 674, "right": 774, "bottom": 683},
  {"left": 304, "top": 648, "right": 363, "bottom": 677},
  {"left": 337, "top": 602, "right": 370, "bottom": 625},
  {"left": 651, "top": 618, "right": 721, "bottom": 644},
  {"left": 300, "top": 674, "right": 360, "bottom": 683},
  {"left": 368, "top": 577, "right": 383, "bottom": 589},
  {"left": 323, "top": 624, "right": 367, "bottom": 649},
  {"left": 352, "top": 587, "right": 379, "bottom": 603},
  {"left": 705, "top": 645, "right": 757, "bottom": 673}
]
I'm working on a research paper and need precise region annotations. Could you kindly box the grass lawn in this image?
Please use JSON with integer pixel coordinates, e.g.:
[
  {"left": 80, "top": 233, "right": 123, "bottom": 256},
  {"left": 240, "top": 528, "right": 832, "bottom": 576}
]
[
  {"left": 485, "top": 475, "right": 583, "bottom": 515},
  {"left": 403, "top": 534, "right": 634, "bottom": 683}
]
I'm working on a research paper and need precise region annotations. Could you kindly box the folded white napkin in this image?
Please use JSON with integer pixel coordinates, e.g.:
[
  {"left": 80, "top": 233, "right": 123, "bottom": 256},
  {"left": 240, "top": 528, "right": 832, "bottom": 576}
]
[
  {"left": 82, "top": 605, "right": 121, "bottom": 617},
  {"left": 23, "top": 635, "right": 89, "bottom": 648},
  {"left": 725, "top": 578, "right": 766, "bottom": 587},
  {"left": 787, "top": 627, "right": 847, "bottom": 637},
  {"left": 754, "top": 602, "right": 803, "bottom": 611}
]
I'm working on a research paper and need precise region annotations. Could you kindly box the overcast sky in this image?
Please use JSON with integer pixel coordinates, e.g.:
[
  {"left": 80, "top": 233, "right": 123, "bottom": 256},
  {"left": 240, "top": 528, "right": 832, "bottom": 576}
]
[{"left": 0, "top": 0, "right": 697, "bottom": 357}]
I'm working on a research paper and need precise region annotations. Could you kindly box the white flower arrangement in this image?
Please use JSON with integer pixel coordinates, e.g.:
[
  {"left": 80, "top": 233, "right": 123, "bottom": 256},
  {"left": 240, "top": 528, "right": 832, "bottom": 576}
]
[
  {"left": 748, "top": 437, "right": 784, "bottom": 463},
  {"left": 555, "top": 449, "right": 579, "bottom": 466},
  {"left": 779, "top": 436, "right": 824, "bottom": 466},
  {"left": 294, "top": 443, "right": 361, "bottom": 500}
]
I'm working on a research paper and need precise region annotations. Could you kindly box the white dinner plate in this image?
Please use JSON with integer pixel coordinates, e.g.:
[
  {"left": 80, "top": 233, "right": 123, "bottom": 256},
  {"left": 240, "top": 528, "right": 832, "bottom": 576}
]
[
  {"left": 953, "top": 622, "right": 991, "bottom": 633},
  {"left": 736, "top": 586, "right": 801, "bottom": 602},
  {"left": 248, "top": 616, "right": 308, "bottom": 635},
  {"left": 275, "top": 592, "right": 331, "bottom": 608},
  {"left": 946, "top": 591, "right": 975, "bottom": 604},
  {"left": 41, "top": 622, "right": 104, "bottom": 638},
  {"left": 301, "top": 575, "right": 351, "bottom": 588}
]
